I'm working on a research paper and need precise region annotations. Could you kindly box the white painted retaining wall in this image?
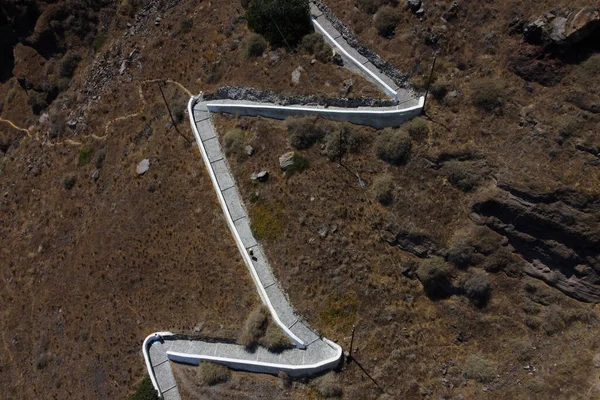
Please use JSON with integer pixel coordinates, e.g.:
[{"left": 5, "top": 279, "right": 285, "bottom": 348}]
[
  {"left": 166, "top": 338, "right": 342, "bottom": 378},
  {"left": 143, "top": 331, "right": 174, "bottom": 398},
  {"left": 187, "top": 98, "right": 307, "bottom": 349},
  {"left": 311, "top": 17, "right": 400, "bottom": 101},
  {"left": 206, "top": 97, "right": 424, "bottom": 129}
]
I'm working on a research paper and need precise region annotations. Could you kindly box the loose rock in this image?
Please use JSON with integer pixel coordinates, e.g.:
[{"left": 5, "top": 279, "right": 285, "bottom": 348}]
[
  {"left": 251, "top": 170, "right": 269, "bottom": 182},
  {"left": 291, "top": 66, "right": 304, "bottom": 85},
  {"left": 91, "top": 170, "right": 100, "bottom": 181},
  {"left": 136, "top": 159, "right": 150, "bottom": 175},
  {"left": 279, "top": 152, "right": 295, "bottom": 170},
  {"left": 245, "top": 145, "right": 254, "bottom": 156}
]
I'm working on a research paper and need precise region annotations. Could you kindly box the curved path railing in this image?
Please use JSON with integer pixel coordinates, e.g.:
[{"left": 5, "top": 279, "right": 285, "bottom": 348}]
[{"left": 142, "top": 2, "right": 424, "bottom": 398}]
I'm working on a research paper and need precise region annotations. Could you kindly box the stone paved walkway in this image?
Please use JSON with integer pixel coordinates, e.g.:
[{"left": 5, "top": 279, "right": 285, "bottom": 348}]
[{"left": 143, "top": 2, "right": 424, "bottom": 398}]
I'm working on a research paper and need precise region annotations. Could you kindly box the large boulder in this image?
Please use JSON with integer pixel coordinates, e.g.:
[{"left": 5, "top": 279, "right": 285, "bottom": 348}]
[{"left": 524, "top": 7, "right": 600, "bottom": 46}]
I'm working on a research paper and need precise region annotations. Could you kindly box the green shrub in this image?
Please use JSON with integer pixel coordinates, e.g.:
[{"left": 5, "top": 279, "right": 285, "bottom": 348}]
[
  {"left": 286, "top": 153, "right": 309, "bottom": 175},
  {"left": 374, "top": 128, "right": 412, "bottom": 165},
  {"left": 62, "top": 174, "right": 77, "bottom": 190},
  {"left": 463, "top": 355, "right": 497, "bottom": 383},
  {"left": 59, "top": 51, "right": 81, "bottom": 78},
  {"left": 171, "top": 101, "right": 186, "bottom": 123},
  {"left": 260, "top": 323, "right": 292, "bottom": 352},
  {"left": 92, "top": 34, "right": 106, "bottom": 52},
  {"left": 130, "top": 375, "right": 159, "bottom": 400},
  {"left": 28, "top": 92, "right": 48, "bottom": 115},
  {"left": 180, "top": 18, "right": 193, "bottom": 33},
  {"left": 243, "top": 33, "right": 267, "bottom": 58},
  {"left": 250, "top": 202, "right": 285, "bottom": 240},
  {"left": 372, "top": 174, "right": 395, "bottom": 205},
  {"left": 403, "top": 117, "right": 428, "bottom": 142},
  {"left": 78, "top": 146, "right": 93, "bottom": 166},
  {"left": 223, "top": 128, "right": 246, "bottom": 161},
  {"left": 201, "top": 362, "right": 230, "bottom": 386},
  {"left": 286, "top": 116, "right": 329, "bottom": 149},
  {"left": 445, "top": 161, "right": 480, "bottom": 192},
  {"left": 447, "top": 235, "right": 475, "bottom": 268},
  {"left": 416, "top": 257, "right": 452, "bottom": 295},
  {"left": 471, "top": 78, "right": 504, "bottom": 112},
  {"left": 323, "top": 123, "right": 362, "bottom": 161},
  {"left": 463, "top": 271, "right": 491, "bottom": 302},
  {"left": 246, "top": 0, "right": 313, "bottom": 47},
  {"left": 300, "top": 32, "right": 331, "bottom": 63},
  {"left": 238, "top": 305, "right": 269, "bottom": 348},
  {"left": 430, "top": 80, "right": 450, "bottom": 100},
  {"left": 313, "top": 372, "right": 343, "bottom": 398},
  {"left": 374, "top": 7, "right": 399, "bottom": 37}
]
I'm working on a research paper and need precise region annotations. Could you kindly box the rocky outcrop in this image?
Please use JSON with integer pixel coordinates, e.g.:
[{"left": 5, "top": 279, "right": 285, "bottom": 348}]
[
  {"left": 470, "top": 185, "right": 600, "bottom": 302},
  {"left": 524, "top": 7, "right": 600, "bottom": 46}
]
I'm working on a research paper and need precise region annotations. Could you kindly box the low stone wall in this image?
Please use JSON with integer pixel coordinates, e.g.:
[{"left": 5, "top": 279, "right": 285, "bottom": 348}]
[{"left": 205, "top": 98, "right": 424, "bottom": 129}]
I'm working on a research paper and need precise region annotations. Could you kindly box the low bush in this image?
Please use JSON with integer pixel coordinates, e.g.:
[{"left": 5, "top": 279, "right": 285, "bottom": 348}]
[
  {"left": 445, "top": 161, "right": 480, "bottom": 192},
  {"left": 28, "top": 92, "right": 48, "bottom": 115},
  {"left": 92, "top": 34, "right": 106, "bottom": 52},
  {"left": 416, "top": 257, "right": 452, "bottom": 295},
  {"left": 403, "top": 117, "right": 428, "bottom": 142},
  {"left": 300, "top": 32, "right": 331, "bottom": 63},
  {"left": 130, "top": 375, "right": 159, "bottom": 400},
  {"left": 250, "top": 202, "right": 285, "bottom": 240},
  {"left": 374, "top": 128, "right": 411, "bottom": 165},
  {"left": 62, "top": 174, "right": 77, "bottom": 190},
  {"left": 223, "top": 128, "right": 246, "bottom": 161},
  {"left": 286, "top": 153, "right": 310, "bottom": 175},
  {"left": 313, "top": 372, "right": 343, "bottom": 398},
  {"left": 463, "top": 354, "right": 497, "bottom": 383},
  {"left": 238, "top": 305, "right": 269, "bottom": 348},
  {"left": 59, "top": 51, "right": 81, "bottom": 78},
  {"left": 94, "top": 148, "right": 106, "bottom": 169},
  {"left": 463, "top": 271, "right": 491, "bottom": 303},
  {"left": 323, "top": 123, "right": 362, "bottom": 161},
  {"left": 78, "top": 146, "right": 93, "bottom": 166},
  {"left": 430, "top": 80, "right": 450, "bottom": 100},
  {"left": 243, "top": 33, "right": 267, "bottom": 58},
  {"left": 374, "top": 7, "right": 399, "bottom": 38},
  {"left": 286, "top": 116, "right": 330, "bottom": 149},
  {"left": 180, "top": 18, "right": 193, "bottom": 34},
  {"left": 201, "top": 362, "right": 230, "bottom": 386},
  {"left": 372, "top": 174, "right": 395, "bottom": 205},
  {"left": 260, "top": 323, "right": 292, "bottom": 352},
  {"left": 171, "top": 101, "right": 186, "bottom": 124},
  {"left": 447, "top": 235, "right": 475, "bottom": 268},
  {"left": 471, "top": 78, "right": 504, "bottom": 112}
]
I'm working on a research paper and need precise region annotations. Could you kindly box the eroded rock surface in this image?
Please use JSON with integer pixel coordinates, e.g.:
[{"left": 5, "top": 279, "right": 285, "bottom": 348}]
[{"left": 471, "top": 185, "right": 600, "bottom": 302}]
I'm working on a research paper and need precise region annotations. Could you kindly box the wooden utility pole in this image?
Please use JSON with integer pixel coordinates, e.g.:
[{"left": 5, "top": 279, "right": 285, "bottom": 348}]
[
  {"left": 422, "top": 55, "right": 437, "bottom": 115},
  {"left": 156, "top": 81, "right": 192, "bottom": 143}
]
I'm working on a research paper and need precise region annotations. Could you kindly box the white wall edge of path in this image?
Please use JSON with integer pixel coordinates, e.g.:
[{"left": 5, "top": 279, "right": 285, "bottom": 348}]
[
  {"left": 166, "top": 337, "right": 342, "bottom": 378},
  {"left": 205, "top": 96, "right": 424, "bottom": 129},
  {"left": 187, "top": 97, "right": 308, "bottom": 349},
  {"left": 142, "top": 331, "right": 174, "bottom": 397},
  {"left": 312, "top": 17, "right": 398, "bottom": 101}
]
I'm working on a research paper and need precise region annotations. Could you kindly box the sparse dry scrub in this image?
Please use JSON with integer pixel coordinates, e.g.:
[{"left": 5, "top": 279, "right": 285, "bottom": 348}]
[
  {"left": 372, "top": 174, "right": 395, "bottom": 205},
  {"left": 374, "top": 128, "right": 411, "bottom": 165},
  {"left": 200, "top": 362, "right": 230, "bottom": 386}
]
